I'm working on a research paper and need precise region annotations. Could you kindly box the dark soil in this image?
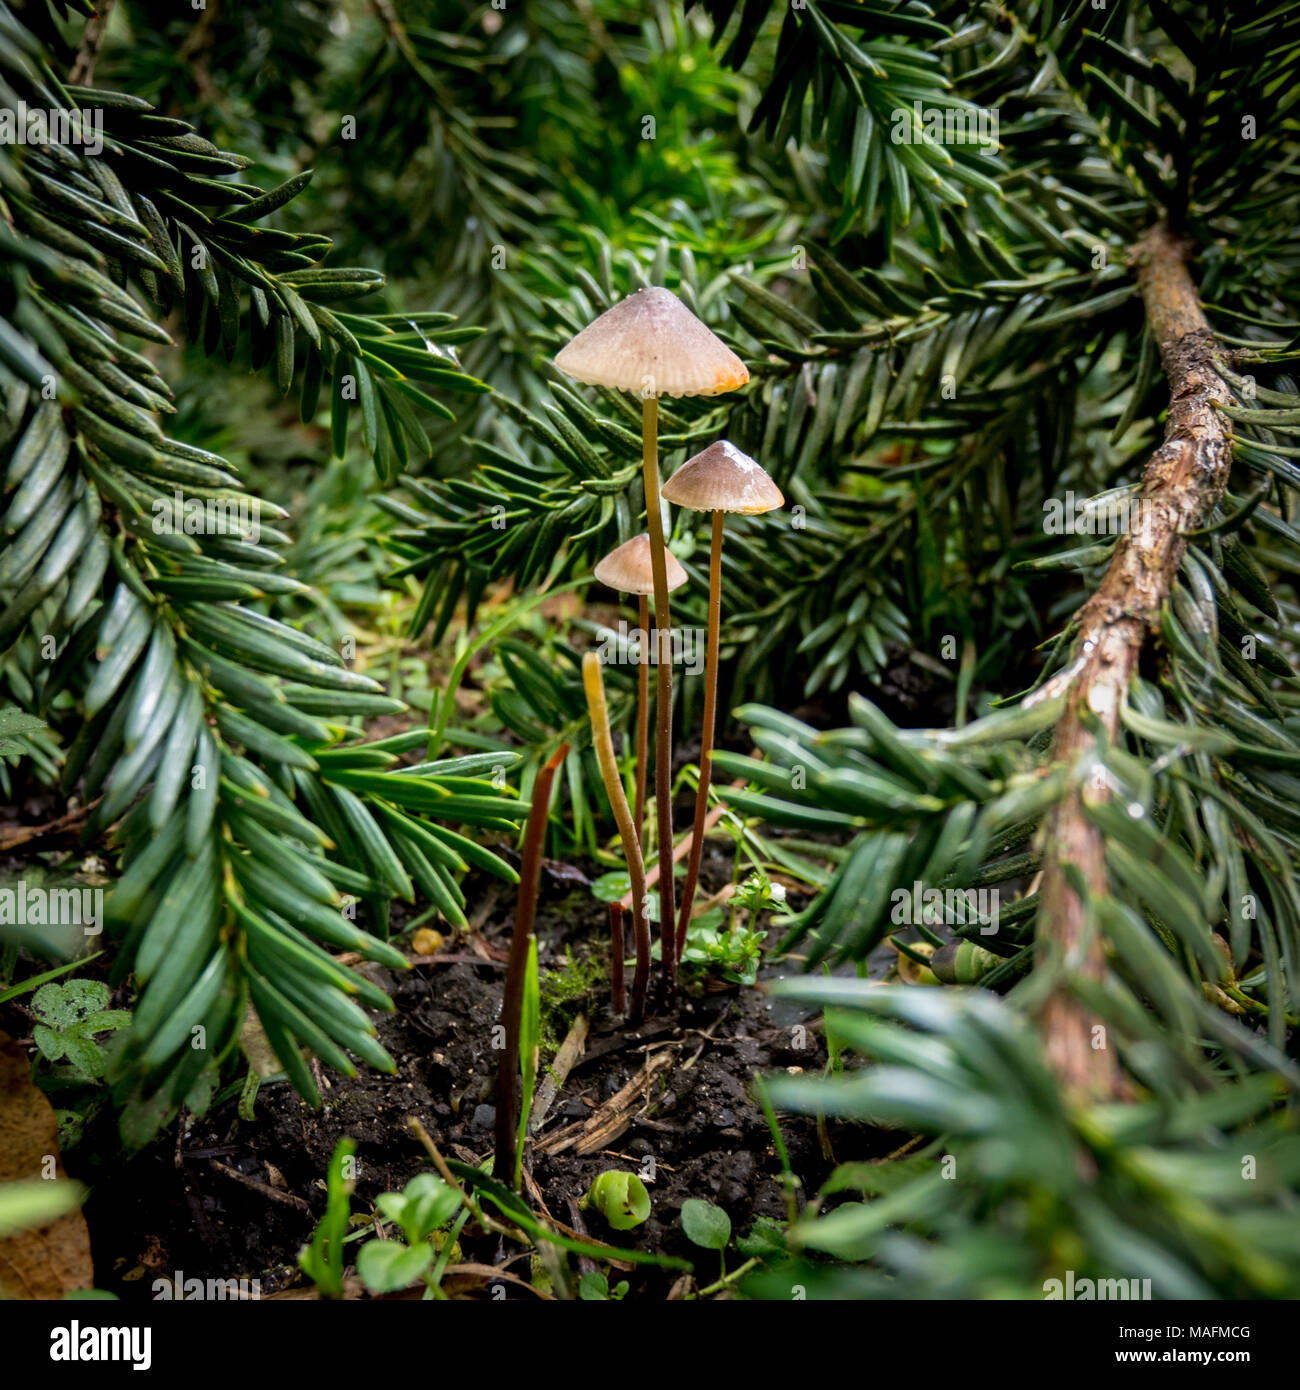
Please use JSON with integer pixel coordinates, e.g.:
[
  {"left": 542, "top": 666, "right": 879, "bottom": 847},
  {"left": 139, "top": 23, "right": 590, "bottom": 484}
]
[{"left": 70, "top": 841, "right": 887, "bottom": 1301}]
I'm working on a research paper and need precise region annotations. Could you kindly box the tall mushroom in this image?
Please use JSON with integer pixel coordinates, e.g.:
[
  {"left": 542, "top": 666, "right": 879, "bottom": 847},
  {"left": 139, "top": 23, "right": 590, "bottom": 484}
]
[
  {"left": 593, "top": 533, "right": 689, "bottom": 852},
  {"left": 557, "top": 287, "right": 748, "bottom": 986},
  {"left": 660, "top": 440, "right": 783, "bottom": 962}
]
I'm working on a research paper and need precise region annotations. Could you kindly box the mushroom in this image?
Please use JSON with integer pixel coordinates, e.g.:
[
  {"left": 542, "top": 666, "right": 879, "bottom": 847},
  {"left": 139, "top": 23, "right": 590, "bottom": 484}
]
[
  {"left": 557, "top": 287, "right": 748, "bottom": 988},
  {"left": 593, "top": 533, "right": 689, "bottom": 848},
  {"left": 582, "top": 650, "right": 650, "bottom": 1023},
  {"left": 660, "top": 440, "right": 783, "bottom": 961}
]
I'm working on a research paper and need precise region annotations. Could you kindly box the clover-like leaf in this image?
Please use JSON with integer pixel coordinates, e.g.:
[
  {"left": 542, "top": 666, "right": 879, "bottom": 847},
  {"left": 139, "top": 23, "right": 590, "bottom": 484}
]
[
  {"left": 376, "top": 1172, "right": 460, "bottom": 1245},
  {"left": 32, "top": 981, "right": 110, "bottom": 1031},
  {"left": 355, "top": 1237, "right": 434, "bottom": 1294},
  {"left": 681, "top": 1198, "right": 731, "bottom": 1251}
]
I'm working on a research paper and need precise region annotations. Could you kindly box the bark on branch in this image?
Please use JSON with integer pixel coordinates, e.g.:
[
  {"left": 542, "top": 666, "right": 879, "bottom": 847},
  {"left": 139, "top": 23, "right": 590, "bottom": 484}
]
[
  {"left": 1033, "top": 223, "right": 1232, "bottom": 1099},
  {"left": 69, "top": 0, "right": 117, "bottom": 87}
]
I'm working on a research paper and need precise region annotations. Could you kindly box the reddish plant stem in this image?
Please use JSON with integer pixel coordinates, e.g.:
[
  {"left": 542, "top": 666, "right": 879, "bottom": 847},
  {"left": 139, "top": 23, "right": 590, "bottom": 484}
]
[
  {"left": 609, "top": 901, "right": 626, "bottom": 1018},
  {"left": 641, "top": 396, "right": 676, "bottom": 987},
  {"left": 634, "top": 592, "right": 649, "bottom": 853},
  {"left": 675, "top": 510, "right": 723, "bottom": 962},
  {"left": 617, "top": 788, "right": 739, "bottom": 910},
  {"left": 493, "top": 742, "right": 568, "bottom": 1183}
]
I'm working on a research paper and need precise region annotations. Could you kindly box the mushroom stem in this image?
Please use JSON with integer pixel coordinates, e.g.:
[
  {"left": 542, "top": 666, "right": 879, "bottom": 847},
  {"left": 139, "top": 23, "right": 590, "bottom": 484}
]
[
  {"left": 634, "top": 592, "right": 650, "bottom": 854},
  {"left": 675, "top": 509, "right": 723, "bottom": 962},
  {"left": 641, "top": 395, "right": 676, "bottom": 987},
  {"left": 582, "top": 651, "right": 649, "bottom": 1023}
]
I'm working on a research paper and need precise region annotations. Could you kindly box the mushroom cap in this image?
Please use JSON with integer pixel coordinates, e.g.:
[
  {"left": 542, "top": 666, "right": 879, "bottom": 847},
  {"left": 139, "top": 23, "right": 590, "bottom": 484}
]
[
  {"left": 660, "top": 439, "right": 783, "bottom": 514},
  {"left": 593, "top": 533, "right": 689, "bottom": 595},
  {"left": 555, "top": 287, "right": 749, "bottom": 398}
]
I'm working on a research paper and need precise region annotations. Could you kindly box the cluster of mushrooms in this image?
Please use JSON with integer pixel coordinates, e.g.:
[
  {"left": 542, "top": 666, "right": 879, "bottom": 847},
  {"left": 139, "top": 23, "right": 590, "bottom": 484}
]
[{"left": 554, "top": 287, "right": 783, "bottom": 1023}]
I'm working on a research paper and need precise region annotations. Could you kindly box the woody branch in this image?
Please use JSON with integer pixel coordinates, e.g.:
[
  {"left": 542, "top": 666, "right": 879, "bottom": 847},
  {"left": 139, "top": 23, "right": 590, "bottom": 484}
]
[{"left": 1033, "top": 222, "right": 1232, "bottom": 1098}]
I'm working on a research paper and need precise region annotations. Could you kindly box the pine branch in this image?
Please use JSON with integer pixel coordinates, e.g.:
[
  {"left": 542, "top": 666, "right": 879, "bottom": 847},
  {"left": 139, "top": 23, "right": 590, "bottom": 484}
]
[
  {"left": 0, "top": 2, "right": 531, "bottom": 1130},
  {"left": 1032, "top": 223, "right": 1232, "bottom": 1099}
]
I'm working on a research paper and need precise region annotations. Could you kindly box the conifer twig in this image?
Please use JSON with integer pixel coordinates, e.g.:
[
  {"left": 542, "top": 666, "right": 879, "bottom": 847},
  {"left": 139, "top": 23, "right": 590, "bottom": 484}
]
[
  {"left": 69, "top": 0, "right": 117, "bottom": 85},
  {"left": 1033, "top": 223, "right": 1231, "bottom": 1098}
]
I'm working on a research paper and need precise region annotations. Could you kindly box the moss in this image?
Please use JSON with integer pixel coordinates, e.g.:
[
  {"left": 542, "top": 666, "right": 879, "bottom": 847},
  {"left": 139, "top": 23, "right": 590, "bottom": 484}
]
[{"left": 539, "top": 946, "right": 607, "bottom": 1057}]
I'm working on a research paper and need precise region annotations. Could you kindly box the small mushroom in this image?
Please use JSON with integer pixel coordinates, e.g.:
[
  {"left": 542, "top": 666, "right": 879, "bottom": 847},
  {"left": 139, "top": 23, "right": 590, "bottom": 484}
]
[
  {"left": 593, "top": 532, "right": 690, "bottom": 593},
  {"left": 558, "top": 288, "right": 749, "bottom": 988},
  {"left": 593, "top": 533, "right": 688, "bottom": 844},
  {"left": 555, "top": 286, "right": 749, "bottom": 399},
  {"left": 661, "top": 440, "right": 783, "bottom": 961}
]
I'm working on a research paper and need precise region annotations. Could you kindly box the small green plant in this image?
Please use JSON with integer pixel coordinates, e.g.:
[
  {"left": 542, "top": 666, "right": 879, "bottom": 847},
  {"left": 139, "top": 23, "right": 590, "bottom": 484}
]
[
  {"left": 31, "top": 980, "right": 129, "bottom": 1082},
  {"left": 681, "top": 870, "right": 785, "bottom": 985},
  {"left": 300, "top": 1141, "right": 476, "bottom": 1300},
  {"left": 579, "top": 1270, "right": 630, "bottom": 1301},
  {"left": 299, "top": 1138, "right": 356, "bottom": 1301},
  {"left": 356, "top": 1172, "right": 462, "bottom": 1295},
  {"left": 681, "top": 1198, "right": 731, "bottom": 1277},
  {"left": 581, "top": 1170, "right": 652, "bottom": 1232},
  {"left": 681, "top": 914, "right": 764, "bottom": 986},
  {"left": 515, "top": 938, "right": 541, "bottom": 1187},
  {"left": 732, "top": 870, "right": 786, "bottom": 916}
]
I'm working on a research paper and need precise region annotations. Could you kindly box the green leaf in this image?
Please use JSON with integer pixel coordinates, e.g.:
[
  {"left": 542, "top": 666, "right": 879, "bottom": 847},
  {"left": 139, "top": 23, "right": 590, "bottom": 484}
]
[
  {"left": 681, "top": 1198, "right": 730, "bottom": 1251},
  {"left": 0, "top": 1180, "right": 87, "bottom": 1237},
  {"left": 355, "top": 1238, "right": 434, "bottom": 1293}
]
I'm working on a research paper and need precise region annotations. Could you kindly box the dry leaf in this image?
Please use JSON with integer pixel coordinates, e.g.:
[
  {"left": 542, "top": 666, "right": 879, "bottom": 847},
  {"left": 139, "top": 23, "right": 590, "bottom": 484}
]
[{"left": 0, "top": 1030, "right": 93, "bottom": 1298}]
